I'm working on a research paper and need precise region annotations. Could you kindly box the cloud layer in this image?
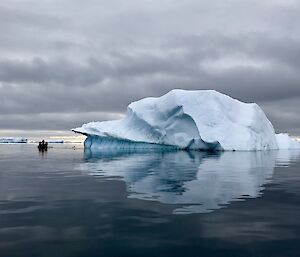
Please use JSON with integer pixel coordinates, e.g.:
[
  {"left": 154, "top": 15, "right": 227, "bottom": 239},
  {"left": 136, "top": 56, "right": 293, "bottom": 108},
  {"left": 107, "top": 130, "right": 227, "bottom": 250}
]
[{"left": 1, "top": 0, "right": 300, "bottom": 135}]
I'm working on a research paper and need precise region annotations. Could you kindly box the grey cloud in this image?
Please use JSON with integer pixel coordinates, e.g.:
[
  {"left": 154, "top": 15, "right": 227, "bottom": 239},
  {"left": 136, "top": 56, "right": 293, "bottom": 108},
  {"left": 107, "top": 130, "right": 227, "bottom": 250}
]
[
  {"left": 260, "top": 98, "right": 300, "bottom": 135},
  {"left": 0, "top": 111, "right": 123, "bottom": 130},
  {"left": 0, "top": 0, "right": 299, "bottom": 135},
  {"left": 0, "top": 4, "right": 63, "bottom": 31},
  {"left": 0, "top": 58, "right": 108, "bottom": 85}
]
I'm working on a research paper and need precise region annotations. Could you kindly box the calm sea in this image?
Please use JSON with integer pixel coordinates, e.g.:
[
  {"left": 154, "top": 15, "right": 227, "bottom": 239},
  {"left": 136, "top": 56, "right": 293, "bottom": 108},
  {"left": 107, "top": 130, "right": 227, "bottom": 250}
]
[{"left": 0, "top": 144, "right": 300, "bottom": 257}]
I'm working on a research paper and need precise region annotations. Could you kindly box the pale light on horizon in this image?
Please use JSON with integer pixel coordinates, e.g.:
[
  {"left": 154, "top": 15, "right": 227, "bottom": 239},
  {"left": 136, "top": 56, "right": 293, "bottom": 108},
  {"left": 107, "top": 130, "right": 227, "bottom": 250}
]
[{"left": 0, "top": 129, "right": 86, "bottom": 143}]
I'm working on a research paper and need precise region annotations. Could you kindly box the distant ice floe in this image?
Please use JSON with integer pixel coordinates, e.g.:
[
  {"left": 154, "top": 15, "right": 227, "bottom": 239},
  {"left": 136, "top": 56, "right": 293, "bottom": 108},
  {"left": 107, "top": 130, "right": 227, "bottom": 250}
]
[
  {"left": 73, "top": 89, "right": 300, "bottom": 151},
  {"left": 0, "top": 137, "right": 28, "bottom": 143},
  {"left": 48, "top": 140, "right": 64, "bottom": 144}
]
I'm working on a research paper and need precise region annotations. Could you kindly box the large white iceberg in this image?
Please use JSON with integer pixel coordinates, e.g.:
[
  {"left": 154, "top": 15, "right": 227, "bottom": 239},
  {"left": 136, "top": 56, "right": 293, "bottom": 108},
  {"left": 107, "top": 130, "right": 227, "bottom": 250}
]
[{"left": 73, "top": 89, "right": 300, "bottom": 151}]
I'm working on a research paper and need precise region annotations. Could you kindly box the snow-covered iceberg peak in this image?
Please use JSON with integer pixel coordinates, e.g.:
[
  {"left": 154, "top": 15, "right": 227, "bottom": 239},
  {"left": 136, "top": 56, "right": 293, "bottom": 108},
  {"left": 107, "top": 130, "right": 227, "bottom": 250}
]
[{"left": 72, "top": 89, "right": 300, "bottom": 151}]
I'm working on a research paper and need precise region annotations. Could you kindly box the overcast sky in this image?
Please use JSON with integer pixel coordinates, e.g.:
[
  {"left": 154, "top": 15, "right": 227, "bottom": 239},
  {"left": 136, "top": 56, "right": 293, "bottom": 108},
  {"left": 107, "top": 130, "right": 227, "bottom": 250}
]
[{"left": 0, "top": 0, "right": 300, "bottom": 136}]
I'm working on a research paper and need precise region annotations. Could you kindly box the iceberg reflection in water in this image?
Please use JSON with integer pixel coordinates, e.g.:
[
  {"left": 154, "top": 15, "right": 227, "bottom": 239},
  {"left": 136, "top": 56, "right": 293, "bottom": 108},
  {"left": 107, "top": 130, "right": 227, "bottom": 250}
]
[{"left": 80, "top": 149, "right": 299, "bottom": 214}]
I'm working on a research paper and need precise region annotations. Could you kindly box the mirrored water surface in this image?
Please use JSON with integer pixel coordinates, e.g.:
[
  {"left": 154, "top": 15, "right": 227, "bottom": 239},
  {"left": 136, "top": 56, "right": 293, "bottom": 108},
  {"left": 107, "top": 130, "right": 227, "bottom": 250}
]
[{"left": 0, "top": 144, "right": 300, "bottom": 257}]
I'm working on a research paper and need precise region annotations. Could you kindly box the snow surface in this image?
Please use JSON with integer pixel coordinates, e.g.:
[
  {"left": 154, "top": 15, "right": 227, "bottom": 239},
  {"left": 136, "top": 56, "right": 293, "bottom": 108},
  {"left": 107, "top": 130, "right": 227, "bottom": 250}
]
[
  {"left": 73, "top": 89, "right": 300, "bottom": 151},
  {"left": 276, "top": 133, "right": 300, "bottom": 149},
  {"left": 0, "top": 137, "right": 28, "bottom": 143}
]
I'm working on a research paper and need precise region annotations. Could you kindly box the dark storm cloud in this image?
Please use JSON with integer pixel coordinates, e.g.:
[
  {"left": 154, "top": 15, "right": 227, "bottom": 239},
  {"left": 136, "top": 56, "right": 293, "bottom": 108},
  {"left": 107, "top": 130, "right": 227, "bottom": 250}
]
[
  {"left": 0, "top": 58, "right": 107, "bottom": 85},
  {"left": 0, "top": 111, "right": 123, "bottom": 130},
  {"left": 0, "top": 0, "right": 300, "bottom": 135}
]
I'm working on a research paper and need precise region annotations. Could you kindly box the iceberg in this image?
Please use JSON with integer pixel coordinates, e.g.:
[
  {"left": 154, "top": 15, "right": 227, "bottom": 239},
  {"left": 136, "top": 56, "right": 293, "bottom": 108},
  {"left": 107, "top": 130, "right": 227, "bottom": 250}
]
[
  {"left": 48, "top": 140, "right": 64, "bottom": 144},
  {"left": 72, "top": 89, "right": 300, "bottom": 151},
  {"left": 275, "top": 133, "right": 300, "bottom": 150},
  {"left": 0, "top": 137, "right": 28, "bottom": 144}
]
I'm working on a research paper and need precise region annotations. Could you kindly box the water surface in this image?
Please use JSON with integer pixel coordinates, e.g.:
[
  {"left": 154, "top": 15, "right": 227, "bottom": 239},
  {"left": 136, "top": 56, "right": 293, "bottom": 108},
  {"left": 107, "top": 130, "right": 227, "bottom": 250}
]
[{"left": 0, "top": 144, "right": 300, "bottom": 257}]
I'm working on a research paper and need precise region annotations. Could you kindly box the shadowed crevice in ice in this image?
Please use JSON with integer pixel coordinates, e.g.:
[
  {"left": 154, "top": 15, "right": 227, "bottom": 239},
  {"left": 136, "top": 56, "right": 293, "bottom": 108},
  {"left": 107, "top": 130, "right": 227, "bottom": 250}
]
[
  {"left": 78, "top": 149, "right": 300, "bottom": 214},
  {"left": 83, "top": 135, "right": 222, "bottom": 152}
]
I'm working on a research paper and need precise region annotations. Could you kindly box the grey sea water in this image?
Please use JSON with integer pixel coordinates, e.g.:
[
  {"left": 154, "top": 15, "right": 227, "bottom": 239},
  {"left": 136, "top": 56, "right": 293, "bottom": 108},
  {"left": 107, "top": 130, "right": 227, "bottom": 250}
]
[{"left": 0, "top": 144, "right": 300, "bottom": 257}]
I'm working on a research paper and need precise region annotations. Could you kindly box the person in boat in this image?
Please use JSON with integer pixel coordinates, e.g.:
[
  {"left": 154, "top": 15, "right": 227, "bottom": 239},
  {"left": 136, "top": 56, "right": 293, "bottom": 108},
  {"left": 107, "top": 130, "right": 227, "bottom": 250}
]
[{"left": 38, "top": 140, "right": 48, "bottom": 151}]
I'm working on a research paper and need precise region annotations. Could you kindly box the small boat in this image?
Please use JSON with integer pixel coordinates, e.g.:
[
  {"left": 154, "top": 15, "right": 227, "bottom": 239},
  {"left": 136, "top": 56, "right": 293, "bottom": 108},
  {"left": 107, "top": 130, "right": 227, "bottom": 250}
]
[{"left": 38, "top": 140, "right": 48, "bottom": 151}]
